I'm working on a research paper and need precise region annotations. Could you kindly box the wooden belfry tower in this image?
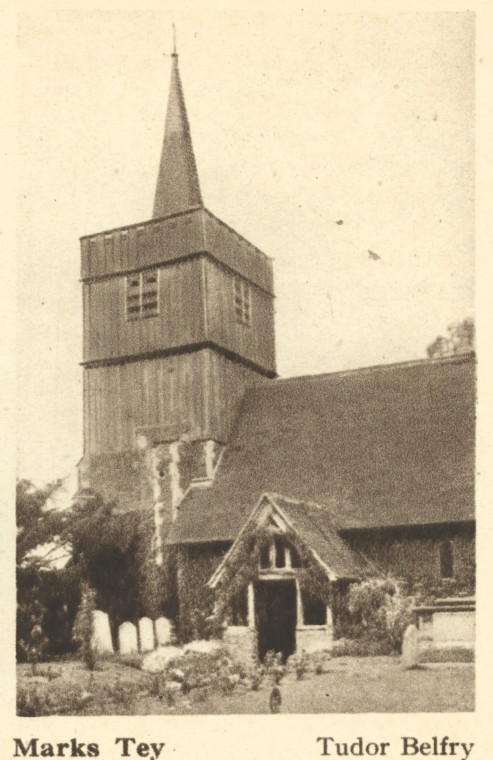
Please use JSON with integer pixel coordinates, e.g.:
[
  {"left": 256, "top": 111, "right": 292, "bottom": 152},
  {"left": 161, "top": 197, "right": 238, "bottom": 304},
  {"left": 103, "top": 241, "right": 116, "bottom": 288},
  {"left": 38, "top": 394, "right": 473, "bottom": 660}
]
[{"left": 79, "top": 48, "right": 276, "bottom": 541}]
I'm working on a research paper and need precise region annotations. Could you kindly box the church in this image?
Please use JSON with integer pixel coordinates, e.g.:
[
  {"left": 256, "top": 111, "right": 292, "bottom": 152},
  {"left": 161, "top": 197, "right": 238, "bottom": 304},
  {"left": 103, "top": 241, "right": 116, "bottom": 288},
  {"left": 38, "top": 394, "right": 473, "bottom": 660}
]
[{"left": 79, "top": 50, "right": 475, "bottom": 660}]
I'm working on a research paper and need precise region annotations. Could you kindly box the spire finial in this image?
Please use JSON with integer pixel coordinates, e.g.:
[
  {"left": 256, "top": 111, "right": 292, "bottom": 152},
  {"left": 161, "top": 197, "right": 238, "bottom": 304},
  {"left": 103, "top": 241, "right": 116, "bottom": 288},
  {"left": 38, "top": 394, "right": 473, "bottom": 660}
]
[{"left": 172, "top": 23, "right": 177, "bottom": 57}]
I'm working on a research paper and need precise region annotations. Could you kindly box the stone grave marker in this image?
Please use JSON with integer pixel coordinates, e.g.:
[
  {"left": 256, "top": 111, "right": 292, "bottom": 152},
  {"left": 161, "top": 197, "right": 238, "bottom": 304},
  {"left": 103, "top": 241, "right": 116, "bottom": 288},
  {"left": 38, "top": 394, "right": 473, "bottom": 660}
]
[
  {"left": 91, "top": 610, "right": 113, "bottom": 654},
  {"left": 155, "top": 617, "right": 172, "bottom": 647},
  {"left": 139, "top": 617, "right": 155, "bottom": 652},
  {"left": 401, "top": 624, "right": 419, "bottom": 669},
  {"left": 119, "top": 621, "right": 138, "bottom": 655}
]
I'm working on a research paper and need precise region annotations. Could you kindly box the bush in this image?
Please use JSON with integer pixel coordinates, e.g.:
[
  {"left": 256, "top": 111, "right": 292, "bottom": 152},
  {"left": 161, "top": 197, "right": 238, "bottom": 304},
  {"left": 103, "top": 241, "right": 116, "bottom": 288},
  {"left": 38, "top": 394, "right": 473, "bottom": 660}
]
[
  {"left": 17, "top": 564, "right": 81, "bottom": 662},
  {"left": 263, "top": 650, "right": 287, "bottom": 685},
  {"left": 332, "top": 638, "right": 397, "bottom": 657},
  {"left": 73, "top": 583, "right": 97, "bottom": 670},
  {"left": 287, "top": 650, "right": 309, "bottom": 680},
  {"left": 118, "top": 653, "right": 143, "bottom": 670},
  {"left": 17, "top": 603, "right": 49, "bottom": 675},
  {"left": 147, "top": 648, "right": 248, "bottom": 700},
  {"left": 420, "top": 646, "right": 474, "bottom": 663},
  {"left": 344, "top": 578, "right": 414, "bottom": 654},
  {"left": 17, "top": 681, "right": 91, "bottom": 716}
]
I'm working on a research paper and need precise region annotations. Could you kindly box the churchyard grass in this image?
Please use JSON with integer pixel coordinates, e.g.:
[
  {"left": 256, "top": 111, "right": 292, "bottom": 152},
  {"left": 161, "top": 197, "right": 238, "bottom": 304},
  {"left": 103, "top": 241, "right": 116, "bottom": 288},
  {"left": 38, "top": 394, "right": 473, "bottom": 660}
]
[{"left": 17, "top": 655, "right": 473, "bottom": 715}]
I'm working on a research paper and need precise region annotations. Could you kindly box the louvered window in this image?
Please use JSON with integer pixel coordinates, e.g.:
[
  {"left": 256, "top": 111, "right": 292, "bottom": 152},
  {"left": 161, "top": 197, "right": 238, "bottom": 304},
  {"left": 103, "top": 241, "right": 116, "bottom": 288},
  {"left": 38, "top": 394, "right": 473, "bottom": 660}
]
[
  {"left": 233, "top": 277, "right": 251, "bottom": 326},
  {"left": 126, "top": 270, "right": 159, "bottom": 320}
]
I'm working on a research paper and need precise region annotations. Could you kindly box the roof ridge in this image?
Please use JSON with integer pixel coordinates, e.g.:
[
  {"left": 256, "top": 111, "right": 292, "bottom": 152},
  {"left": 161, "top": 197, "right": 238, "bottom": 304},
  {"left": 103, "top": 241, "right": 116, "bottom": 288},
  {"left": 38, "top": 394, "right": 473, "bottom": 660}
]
[{"left": 271, "top": 352, "right": 475, "bottom": 387}]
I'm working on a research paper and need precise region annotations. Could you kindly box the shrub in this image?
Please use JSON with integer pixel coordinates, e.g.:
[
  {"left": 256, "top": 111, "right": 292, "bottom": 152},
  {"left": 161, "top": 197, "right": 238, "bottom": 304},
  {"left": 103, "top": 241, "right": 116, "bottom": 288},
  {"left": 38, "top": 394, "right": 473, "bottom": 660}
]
[
  {"left": 287, "top": 650, "right": 309, "bottom": 680},
  {"left": 420, "top": 646, "right": 474, "bottom": 663},
  {"left": 332, "top": 638, "right": 397, "bottom": 657},
  {"left": 17, "top": 682, "right": 90, "bottom": 716},
  {"left": 345, "top": 578, "right": 414, "bottom": 654},
  {"left": 73, "top": 583, "right": 97, "bottom": 670},
  {"left": 105, "top": 677, "right": 140, "bottom": 713},
  {"left": 118, "top": 653, "right": 143, "bottom": 670},
  {"left": 263, "top": 650, "right": 286, "bottom": 685}
]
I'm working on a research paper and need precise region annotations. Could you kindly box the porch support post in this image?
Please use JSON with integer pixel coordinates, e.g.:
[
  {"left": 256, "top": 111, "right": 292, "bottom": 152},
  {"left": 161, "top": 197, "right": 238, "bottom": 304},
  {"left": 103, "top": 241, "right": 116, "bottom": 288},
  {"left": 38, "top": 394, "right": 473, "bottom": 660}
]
[
  {"left": 326, "top": 605, "right": 333, "bottom": 628},
  {"left": 295, "top": 580, "right": 304, "bottom": 627},
  {"left": 247, "top": 583, "right": 255, "bottom": 630}
]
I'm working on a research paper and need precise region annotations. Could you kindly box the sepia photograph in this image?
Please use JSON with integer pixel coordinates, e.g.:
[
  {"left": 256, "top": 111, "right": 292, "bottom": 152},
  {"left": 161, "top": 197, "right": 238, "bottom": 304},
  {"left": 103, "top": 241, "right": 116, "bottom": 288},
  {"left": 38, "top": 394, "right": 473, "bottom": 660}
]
[{"left": 15, "top": 8, "right": 475, "bottom": 720}]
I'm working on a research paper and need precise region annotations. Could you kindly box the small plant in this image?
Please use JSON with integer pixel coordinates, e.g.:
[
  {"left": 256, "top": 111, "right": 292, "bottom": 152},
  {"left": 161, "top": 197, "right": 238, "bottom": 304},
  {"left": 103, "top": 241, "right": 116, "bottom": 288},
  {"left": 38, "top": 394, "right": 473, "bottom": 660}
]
[
  {"left": 17, "top": 685, "right": 43, "bottom": 716},
  {"left": 118, "top": 653, "right": 143, "bottom": 670},
  {"left": 163, "top": 682, "right": 180, "bottom": 706},
  {"left": 148, "top": 673, "right": 165, "bottom": 697},
  {"left": 289, "top": 650, "right": 308, "bottom": 680},
  {"left": 250, "top": 666, "right": 263, "bottom": 691},
  {"left": 17, "top": 681, "right": 89, "bottom": 716},
  {"left": 263, "top": 651, "right": 286, "bottom": 685},
  {"left": 110, "top": 677, "right": 139, "bottom": 713},
  {"left": 18, "top": 602, "right": 49, "bottom": 675}
]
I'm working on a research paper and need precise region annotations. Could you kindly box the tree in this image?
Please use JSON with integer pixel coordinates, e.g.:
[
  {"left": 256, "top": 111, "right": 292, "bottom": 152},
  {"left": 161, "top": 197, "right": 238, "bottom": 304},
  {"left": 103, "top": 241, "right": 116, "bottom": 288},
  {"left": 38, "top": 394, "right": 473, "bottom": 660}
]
[
  {"left": 17, "top": 481, "right": 173, "bottom": 659},
  {"left": 426, "top": 317, "right": 474, "bottom": 359},
  {"left": 16, "top": 479, "right": 81, "bottom": 661},
  {"left": 16, "top": 479, "right": 64, "bottom": 563}
]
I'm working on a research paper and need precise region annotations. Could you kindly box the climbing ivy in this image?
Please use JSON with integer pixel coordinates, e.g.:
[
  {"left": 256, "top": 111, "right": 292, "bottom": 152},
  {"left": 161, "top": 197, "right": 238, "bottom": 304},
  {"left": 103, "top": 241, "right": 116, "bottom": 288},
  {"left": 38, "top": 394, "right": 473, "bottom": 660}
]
[{"left": 211, "top": 523, "right": 334, "bottom": 623}]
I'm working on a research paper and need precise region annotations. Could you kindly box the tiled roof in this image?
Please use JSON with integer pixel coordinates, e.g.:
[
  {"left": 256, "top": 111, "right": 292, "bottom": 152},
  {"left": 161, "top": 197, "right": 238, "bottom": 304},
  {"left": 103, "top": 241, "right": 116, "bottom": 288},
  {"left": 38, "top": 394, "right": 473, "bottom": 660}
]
[
  {"left": 267, "top": 493, "right": 370, "bottom": 578},
  {"left": 167, "top": 353, "right": 475, "bottom": 544}
]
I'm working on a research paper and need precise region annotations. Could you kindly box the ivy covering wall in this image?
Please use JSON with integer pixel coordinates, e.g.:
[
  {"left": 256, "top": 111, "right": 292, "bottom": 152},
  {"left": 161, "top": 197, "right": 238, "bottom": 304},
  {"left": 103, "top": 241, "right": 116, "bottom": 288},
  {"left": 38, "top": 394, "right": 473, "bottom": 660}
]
[
  {"left": 346, "top": 528, "right": 475, "bottom": 598},
  {"left": 175, "top": 544, "right": 228, "bottom": 642}
]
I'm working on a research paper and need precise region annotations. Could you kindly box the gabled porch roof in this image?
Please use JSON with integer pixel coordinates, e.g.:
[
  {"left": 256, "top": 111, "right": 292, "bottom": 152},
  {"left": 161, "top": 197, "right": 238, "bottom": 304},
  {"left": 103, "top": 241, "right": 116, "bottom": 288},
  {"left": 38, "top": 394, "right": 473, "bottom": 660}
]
[{"left": 208, "top": 492, "right": 371, "bottom": 588}]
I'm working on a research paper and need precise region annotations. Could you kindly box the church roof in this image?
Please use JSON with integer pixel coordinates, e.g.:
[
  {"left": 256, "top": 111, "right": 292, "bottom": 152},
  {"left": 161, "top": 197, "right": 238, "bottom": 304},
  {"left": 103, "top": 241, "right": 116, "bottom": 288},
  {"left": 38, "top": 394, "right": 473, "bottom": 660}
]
[
  {"left": 167, "top": 353, "right": 475, "bottom": 545},
  {"left": 153, "top": 54, "right": 203, "bottom": 218}
]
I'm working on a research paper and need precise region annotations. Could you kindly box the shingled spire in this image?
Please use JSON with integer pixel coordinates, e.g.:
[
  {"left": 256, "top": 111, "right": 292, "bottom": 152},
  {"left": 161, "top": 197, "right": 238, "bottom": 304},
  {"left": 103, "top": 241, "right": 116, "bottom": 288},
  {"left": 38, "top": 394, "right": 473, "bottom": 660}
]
[{"left": 153, "top": 49, "right": 203, "bottom": 218}]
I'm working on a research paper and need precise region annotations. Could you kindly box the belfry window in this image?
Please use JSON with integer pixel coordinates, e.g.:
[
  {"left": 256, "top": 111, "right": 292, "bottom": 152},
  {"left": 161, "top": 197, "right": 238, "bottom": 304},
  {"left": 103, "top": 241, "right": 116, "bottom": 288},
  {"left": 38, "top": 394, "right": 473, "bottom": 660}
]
[
  {"left": 126, "top": 270, "right": 159, "bottom": 320},
  {"left": 233, "top": 277, "right": 251, "bottom": 326}
]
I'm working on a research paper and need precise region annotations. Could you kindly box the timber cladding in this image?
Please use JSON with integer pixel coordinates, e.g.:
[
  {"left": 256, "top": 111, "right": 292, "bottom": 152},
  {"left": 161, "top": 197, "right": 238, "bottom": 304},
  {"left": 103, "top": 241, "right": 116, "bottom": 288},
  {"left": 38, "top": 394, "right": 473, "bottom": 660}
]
[
  {"left": 83, "top": 348, "right": 267, "bottom": 456},
  {"left": 80, "top": 208, "right": 274, "bottom": 294},
  {"left": 83, "top": 257, "right": 205, "bottom": 364},
  {"left": 203, "top": 258, "right": 276, "bottom": 373},
  {"left": 82, "top": 255, "right": 276, "bottom": 373}
]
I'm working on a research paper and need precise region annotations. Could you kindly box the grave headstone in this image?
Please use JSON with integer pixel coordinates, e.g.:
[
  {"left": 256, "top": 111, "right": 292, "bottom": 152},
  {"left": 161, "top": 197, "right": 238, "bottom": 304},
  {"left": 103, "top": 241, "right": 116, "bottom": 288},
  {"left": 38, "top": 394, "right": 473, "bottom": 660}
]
[
  {"left": 155, "top": 617, "right": 172, "bottom": 647},
  {"left": 118, "top": 621, "right": 138, "bottom": 655},
  {"left": 139, "top": 617, "right": 155, "bottom": 652},
  {"left": 401, "top": 624, "right": 419, "bottom": 669},
  {"left": 91, "top": 610, "right": 113, "bottom": 654}
]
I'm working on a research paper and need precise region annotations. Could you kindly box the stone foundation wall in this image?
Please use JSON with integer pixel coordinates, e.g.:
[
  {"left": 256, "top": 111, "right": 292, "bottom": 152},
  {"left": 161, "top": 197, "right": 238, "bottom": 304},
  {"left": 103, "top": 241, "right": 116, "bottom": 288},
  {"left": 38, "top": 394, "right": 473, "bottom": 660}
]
[
  {"left": 296, "top": 626, "right": 333, "bottom": 654},
  {"left": 432, "top": 610, "right": 475, "bottom": 648}
]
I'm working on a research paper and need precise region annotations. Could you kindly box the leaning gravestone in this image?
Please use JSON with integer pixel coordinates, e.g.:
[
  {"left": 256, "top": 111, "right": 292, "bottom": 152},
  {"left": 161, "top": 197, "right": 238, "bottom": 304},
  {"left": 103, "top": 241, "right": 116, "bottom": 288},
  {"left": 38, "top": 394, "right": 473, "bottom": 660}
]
[
  {"left": 155, "top": 617, "right": 172, "bottom": 647},
  {"left": 118, "top": 621, "right": 138, "bottom": 655},
  {"left": 139, "top": 617, "right": 155, "bottom": 652},
  {"left": 91, "top": 610, "right": 114, "bottom": 654},
  {"left": 401, "top": 624, "right": 419, "bottom": 669}
]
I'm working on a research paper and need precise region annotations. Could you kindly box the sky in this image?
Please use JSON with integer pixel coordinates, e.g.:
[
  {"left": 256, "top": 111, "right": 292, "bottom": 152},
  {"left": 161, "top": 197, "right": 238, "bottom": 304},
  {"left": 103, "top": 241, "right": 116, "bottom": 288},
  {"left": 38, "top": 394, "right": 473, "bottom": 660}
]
[{"left": 16, "top": 9, "right": 475, "bottom": 485}]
